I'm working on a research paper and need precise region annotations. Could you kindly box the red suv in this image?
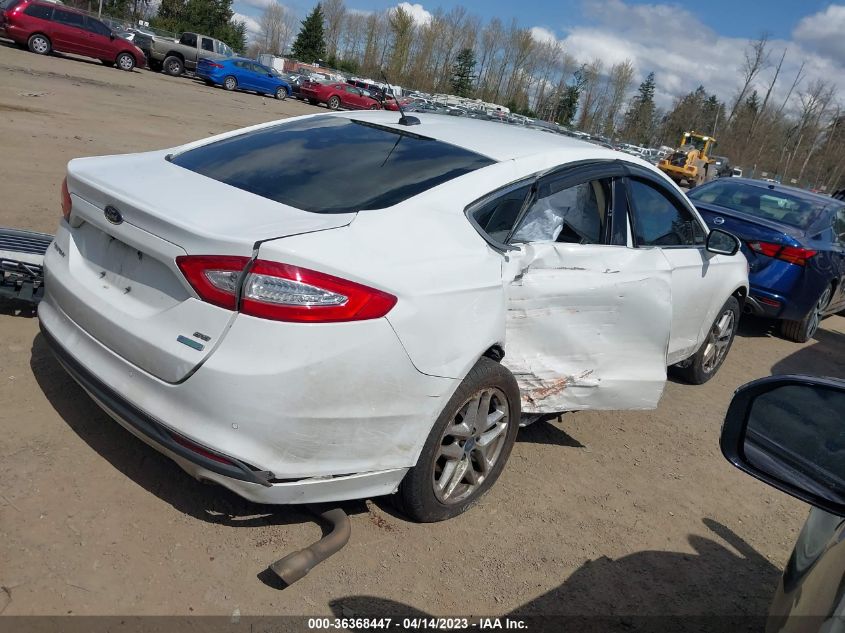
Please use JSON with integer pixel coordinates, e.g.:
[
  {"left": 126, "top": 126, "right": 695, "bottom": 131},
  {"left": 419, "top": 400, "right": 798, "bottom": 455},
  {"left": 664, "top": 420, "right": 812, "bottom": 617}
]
[{"left": 0, "top": 0, "right": 146, "bottom": 70}]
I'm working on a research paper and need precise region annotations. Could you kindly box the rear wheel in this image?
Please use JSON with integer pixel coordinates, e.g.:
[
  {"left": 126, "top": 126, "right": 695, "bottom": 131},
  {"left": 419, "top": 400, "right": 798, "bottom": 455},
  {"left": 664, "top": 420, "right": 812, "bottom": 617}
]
[
  {"left": 274, "top": 87, "right": 287, "bottom": 100},
  {"left": 673, "top": 296, "right": 739, "bottom": 384},
  {"left": 163, "top": 55, "right": 184, "bottom": 76},
  {"left": 116, "top": 52, "right": 135, "bottom": 71},
  {"left": 223, "top": 76, "right": 237, "bottom": 91},
  {"left": 327, "top": 95, "right": 341, "bottom": 110},
  {"left": 396, "top": 357, "right": 521, "bottom": 522},
  {"left": 27, "top": 33, "right": 51, "bottom": 55},
  {"left": 780, "top": 284, "right": 833, "bottom": 343}
]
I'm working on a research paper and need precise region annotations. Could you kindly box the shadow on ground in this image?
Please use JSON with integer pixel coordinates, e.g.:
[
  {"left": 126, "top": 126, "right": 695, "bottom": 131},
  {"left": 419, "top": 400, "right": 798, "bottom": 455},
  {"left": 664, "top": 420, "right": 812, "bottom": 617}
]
[
  {"left": 329, "top": 518, "right": 781, "bottom": 631},
  {"left": 772, "top": 326, "right": 845, "bottom": 378},
  {"left": 29, "top": 332, "right": 368, "bottom": 530}
]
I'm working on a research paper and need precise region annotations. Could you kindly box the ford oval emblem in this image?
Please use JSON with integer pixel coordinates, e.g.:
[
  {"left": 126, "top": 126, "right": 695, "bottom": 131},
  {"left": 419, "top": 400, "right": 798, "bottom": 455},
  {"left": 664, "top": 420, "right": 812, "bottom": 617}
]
[
  {"left": 713, "top": 216, "right": 725, "bottom": 225},
  {"left": 104, "top": 206, "right": 123, "bottom": 225}
]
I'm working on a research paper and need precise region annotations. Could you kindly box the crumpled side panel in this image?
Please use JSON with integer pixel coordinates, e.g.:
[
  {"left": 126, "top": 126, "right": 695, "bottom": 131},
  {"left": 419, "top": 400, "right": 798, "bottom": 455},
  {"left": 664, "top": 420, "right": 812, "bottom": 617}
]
[{"left": 503, "top": 243, "right": 672, "bottom": 414}]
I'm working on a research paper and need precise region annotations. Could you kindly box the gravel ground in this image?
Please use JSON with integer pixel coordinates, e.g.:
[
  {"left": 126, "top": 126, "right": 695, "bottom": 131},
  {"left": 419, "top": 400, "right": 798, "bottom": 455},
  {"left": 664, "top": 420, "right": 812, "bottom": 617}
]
[{"left": 1, "top": 41, "right": 843, "bottom": 623}]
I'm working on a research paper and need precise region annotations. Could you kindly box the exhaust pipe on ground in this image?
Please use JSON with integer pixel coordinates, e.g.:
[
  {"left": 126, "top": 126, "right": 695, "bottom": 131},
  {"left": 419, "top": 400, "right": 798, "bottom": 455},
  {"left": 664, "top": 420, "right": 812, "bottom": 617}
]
[{"left": 269, "top": 506, "right": 351, "bottom": 586}]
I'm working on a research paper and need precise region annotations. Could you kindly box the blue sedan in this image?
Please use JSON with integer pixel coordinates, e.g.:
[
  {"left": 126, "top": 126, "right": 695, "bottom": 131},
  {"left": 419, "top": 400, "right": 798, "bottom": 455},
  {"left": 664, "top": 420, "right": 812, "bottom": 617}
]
[
  {"left": 688, "top": 178, "right": 845, "bottom": 342},
  {"left": 197, "top": 57, "right": 291, "bottom": 100}
]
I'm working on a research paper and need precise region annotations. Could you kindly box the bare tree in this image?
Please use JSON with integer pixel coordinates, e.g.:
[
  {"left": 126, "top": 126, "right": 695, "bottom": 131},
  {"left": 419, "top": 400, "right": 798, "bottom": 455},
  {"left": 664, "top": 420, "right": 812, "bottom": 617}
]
[
  {"left": 322, "top": 0, "right": 346, "bottom": 60},
  {"left": 601, "top": 60, "right": 634, "bottom": 136},
  {"left": 257, "top": 2, "right": 296, "bottom": 56},
  {"left": 726, "top": 33, "right": 770, "bottom": 127}
]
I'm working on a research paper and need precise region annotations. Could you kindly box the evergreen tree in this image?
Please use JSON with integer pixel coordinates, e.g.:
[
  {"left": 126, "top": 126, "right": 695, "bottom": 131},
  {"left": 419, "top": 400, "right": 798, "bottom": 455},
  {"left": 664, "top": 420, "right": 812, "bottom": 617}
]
[
  {"left": 555, "top": 66, "right": 587, "bottom": 127},
  {"left": 291, "top": 4, "right": 327, "bottom": 63},
  {"left": 621, "top": 72, "right": 657, "bottom": 144},
  {"left": 450, "top": 48, "right": 477, "bottom": 97}
]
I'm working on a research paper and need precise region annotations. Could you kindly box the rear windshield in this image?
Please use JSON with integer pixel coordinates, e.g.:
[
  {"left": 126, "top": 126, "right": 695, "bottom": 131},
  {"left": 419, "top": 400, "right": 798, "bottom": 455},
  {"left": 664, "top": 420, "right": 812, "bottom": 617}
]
[
  {"left": 688, "top": 180, "right": 836, "bottom": 229},
  {"left": 170, "top": 116, "right": 494, "bottom": 213}
]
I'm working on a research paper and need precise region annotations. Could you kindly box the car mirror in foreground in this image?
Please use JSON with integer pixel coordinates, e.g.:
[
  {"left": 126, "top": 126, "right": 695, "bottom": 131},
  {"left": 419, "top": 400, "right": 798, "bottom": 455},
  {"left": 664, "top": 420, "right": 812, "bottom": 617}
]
[
  {"left": 721, "top": 375, "right": 845, "bottom": 516},
  {"left": 707, "top": 228, "right": 740, "bottom": 256}
]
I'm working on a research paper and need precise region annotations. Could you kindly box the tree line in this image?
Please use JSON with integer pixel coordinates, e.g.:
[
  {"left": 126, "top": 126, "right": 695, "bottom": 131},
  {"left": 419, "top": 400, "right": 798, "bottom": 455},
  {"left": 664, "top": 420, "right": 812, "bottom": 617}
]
[{"left": 70, "top": 0, "right": 842, "bottom": 191}]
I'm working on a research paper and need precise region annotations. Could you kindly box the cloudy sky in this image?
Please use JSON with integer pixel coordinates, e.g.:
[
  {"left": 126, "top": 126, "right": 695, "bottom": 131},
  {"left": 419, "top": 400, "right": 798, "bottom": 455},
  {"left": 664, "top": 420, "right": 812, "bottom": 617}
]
[{"left": 232, "top": 0, "right": 845, "bottom": 108}]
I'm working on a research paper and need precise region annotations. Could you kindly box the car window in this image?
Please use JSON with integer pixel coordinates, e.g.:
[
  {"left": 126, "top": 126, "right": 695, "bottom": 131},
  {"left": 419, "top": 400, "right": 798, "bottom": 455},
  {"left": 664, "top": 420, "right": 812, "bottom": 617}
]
[
  {"left": 688, "top": 180, "right": 828, "bottom": 230},
  {"left": 179, "top": 32, "right": 197, "bottom": 47},
  {"left": 512, "top": 179, "right": 611, "bottom": 244},
  {"left": 23, "top": 2, "right": 52, "bottom": 18},
  {"left": 201, "top": 37, "right": 214, "bottom": 52},
  {"left": 53, "top": 8, "right": 85, "bottom": 28},
  {"left": 345, "top": 86, "right": 360, "bottom": 95},
  {"left": 628, "top": 178, "right": 705, "bottom": 247},
  {"left": 85, "top": 17, "right": 112, "bottom": 36},
  {"left": 234, "top": 60, "right": 249, "bottom": 69},
  {"left": 171, "top": 115, "right": 494, "bottom": 214},
  {"left": 469, "top": 184, "right": 532, "bottom": 244}
]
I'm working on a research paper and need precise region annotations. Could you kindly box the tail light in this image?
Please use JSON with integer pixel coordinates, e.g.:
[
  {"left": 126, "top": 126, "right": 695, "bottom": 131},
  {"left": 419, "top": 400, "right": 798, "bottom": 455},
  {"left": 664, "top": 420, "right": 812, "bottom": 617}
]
[
  {"left": 61, "top": 177, "right": 71, "bottom": 221},
  {"left": 207, "top": 62, "right": 224, "bottom": 69},
  {"left": 176, "top": 256, "right": 397, "bottom": 323},
  {"left": 747, "top": 241, "right": 817, "bottom": 266}
]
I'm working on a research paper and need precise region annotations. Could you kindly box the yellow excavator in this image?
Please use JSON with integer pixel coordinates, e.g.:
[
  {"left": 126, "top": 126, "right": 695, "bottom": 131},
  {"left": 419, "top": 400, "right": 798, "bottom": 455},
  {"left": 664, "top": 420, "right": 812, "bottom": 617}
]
[{"left": 658, "top": 131, "right": 718, "bottom": 187}]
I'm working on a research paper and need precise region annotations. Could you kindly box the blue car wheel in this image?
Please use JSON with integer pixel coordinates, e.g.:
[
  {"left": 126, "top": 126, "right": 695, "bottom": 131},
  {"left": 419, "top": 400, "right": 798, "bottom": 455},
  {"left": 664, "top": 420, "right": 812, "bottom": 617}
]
[
  {"left": 780, "top": 284, "right": 833, "bottom": 343},
  {"left": 274, "top": 86, "right": 287, "bottom": 101}
]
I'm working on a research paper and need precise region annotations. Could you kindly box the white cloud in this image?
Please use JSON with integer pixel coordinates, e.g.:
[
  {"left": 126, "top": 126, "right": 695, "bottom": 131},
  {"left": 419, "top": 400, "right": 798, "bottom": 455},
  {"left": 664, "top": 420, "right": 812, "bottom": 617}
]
[
  {"left": 232, "top": 11, "right": 261, "bottom": 37},
  {"left": 793, "top": 4, "right": 845, "bottom": 63},
  {"left": 395, "top": 2, "right": 432, "bottom": 26},
  {"left": 237, "top": 0, "right": 274, "bottom": 9},
  {"left": 533, "top": 0, "right": 845, "bottom": 111},
  {"left": 529, "top": 26, "right": 558, "bottom": 45}
]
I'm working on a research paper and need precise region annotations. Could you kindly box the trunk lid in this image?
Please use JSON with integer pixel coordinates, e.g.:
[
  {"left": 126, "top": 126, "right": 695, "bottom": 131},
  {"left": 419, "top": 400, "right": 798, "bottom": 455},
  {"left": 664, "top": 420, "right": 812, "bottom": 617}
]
[
  {"left": 695, "top": 201, "right": 804, "bottom": 273},
  {"left": 56, "top": 151, "right": 352, "bottom": 382}
]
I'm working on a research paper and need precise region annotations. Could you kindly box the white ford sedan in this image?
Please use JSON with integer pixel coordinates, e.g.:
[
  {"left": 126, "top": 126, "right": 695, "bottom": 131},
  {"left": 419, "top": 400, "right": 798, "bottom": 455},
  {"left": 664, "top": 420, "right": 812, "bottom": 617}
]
[{"left": 40, "top": 111, "right": 748, "bottom": 522}]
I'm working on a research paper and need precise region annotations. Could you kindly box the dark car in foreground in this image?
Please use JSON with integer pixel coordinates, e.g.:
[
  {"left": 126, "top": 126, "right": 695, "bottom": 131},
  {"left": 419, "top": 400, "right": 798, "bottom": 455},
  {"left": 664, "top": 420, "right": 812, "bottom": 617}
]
[
  {"left": 0, "top": 0, "right": 146, "bottom": 70},
  {"left": 196, "top": 57, "right": 291, "bottom": 100},
  {"left": 721, "top": 375, "right": 845, "bottom": 631},
  {"left": 689, "top": 178, "right": 845, "bottom": 342}
]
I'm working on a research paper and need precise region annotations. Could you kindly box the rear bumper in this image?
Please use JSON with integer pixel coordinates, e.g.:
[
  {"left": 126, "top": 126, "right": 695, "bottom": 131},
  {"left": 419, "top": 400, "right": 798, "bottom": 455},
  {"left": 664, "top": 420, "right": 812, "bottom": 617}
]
[{"left": 40, "top": 315, "right": 412, "bottom": 504}]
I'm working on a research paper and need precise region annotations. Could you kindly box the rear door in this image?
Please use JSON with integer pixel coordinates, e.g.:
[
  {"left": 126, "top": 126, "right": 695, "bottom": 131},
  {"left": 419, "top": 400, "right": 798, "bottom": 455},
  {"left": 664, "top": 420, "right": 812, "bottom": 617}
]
[
  {"left": 50, "top": 8, "right": 89, "bottom": 55},
  {"left": 470, "top": 162, "right": 673, "bottom": 413},
  {"left": 82, "top": 16, "right": 114, "bottom": 59}
]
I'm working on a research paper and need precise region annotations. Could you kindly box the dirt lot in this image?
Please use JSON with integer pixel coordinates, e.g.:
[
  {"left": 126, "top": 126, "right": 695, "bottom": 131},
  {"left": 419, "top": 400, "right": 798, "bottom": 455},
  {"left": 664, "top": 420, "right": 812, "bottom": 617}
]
[{"left": 1, "top": 42, "right": 844, "bottom": 622}]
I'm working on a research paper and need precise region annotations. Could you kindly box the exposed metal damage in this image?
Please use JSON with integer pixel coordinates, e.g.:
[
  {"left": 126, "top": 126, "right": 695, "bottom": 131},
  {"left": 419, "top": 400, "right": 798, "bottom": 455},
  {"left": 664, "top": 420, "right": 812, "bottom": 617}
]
[{"left": 502, "top": 242, "right": 672, "bottom": 414}]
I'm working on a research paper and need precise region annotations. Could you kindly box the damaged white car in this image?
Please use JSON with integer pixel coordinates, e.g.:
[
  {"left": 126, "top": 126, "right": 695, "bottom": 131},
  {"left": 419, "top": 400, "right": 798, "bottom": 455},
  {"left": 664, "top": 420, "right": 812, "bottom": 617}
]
[{"left": 40, "top": 111, "right": 748, "bottom": 522}]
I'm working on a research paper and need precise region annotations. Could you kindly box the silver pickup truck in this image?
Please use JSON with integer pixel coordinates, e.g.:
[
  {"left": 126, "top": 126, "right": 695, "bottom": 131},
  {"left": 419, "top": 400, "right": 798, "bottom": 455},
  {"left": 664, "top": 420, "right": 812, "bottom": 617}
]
[{"left": 133, "top": 31, "right": 234, "bottom": 75}]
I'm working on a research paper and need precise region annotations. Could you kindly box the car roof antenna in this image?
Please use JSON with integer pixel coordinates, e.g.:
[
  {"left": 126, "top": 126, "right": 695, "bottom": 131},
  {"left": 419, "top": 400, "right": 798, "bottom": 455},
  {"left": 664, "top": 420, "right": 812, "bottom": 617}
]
[{"left": 381, "top": 70, "right": 420, "bottom": 126}]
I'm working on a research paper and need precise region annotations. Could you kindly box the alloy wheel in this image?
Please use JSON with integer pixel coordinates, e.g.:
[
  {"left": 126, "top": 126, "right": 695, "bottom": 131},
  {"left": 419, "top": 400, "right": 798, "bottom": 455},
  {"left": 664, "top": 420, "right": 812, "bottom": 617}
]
[
  {"left": 117, "top": 54, "right": 133, "bottom": 70},
  {"left": 701, "top": 308, "right": 735, "bottom": 374},
  {"left": 432, "top": 387, "right": 510, "bottom": 504},
  {"left": 806, "top": 286, "right": 832, "bottom": 339}
]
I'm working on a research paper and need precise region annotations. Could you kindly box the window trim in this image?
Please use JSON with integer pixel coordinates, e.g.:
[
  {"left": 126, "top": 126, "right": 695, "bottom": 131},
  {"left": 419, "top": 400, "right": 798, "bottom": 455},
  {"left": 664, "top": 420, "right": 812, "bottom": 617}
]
[
  {"left": 463, "top": 160, "right": 629, "bottom": 254},
  {"left": 623, "top": 167, "right": 709, "bottom": 250}
]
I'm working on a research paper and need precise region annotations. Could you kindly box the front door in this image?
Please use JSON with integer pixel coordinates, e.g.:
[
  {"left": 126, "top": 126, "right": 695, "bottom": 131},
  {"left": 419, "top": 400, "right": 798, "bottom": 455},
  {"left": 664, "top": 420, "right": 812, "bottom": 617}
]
[
  {"left": 82, "top": 16, "right": 114, "bottom": 60},
  {"left": 469, "top": 163, "right": 673, "bottom": 413},
  {"left": 624, "top": 175, "right": 720, "bottom": 363}
]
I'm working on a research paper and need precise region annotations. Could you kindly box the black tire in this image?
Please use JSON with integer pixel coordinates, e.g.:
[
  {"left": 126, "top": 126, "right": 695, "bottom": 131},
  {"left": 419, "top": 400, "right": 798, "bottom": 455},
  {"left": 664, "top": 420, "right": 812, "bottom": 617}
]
[
  {"left": 222, "top": 76, "right": 237, "bottom": 91},
  {"left": 396, "top": 357, "right": 521, "bottom": 523},
  {"left": 27, "top": 33, "right": 51, "bottom": 55},
  {"left": 780, "top": 284, "right": 833, "bottom": 343},
  {"left": 274, "top": 87, "right": 287, "bottom": 100},
  {"left": 163, "top": 55, "right": 184, "bottom": 76},
  {"left": 673, "top": 296, "right": 740, "bottom": 384},
  {"left": 327, "top": 95, "right": 341, "bottom": 110},
  {"left": 308, "top": 98, "right": 319, "bottom": 106},
  {"left": 116, "top": 52, "right": 135, "bottom": 72},
  {"left": 148, "top": 59, "right": 163, "bottom": 72}
]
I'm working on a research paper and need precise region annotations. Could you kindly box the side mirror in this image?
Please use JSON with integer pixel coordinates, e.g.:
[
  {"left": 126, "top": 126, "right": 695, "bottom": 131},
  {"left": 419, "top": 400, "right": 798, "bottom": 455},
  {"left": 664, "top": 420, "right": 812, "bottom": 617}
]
[
  {"left": 706, "top": 228, "right": 740, "bottom": 256},
  {"left": 721, "top": 375, "right": 845, "bottom": 516}
]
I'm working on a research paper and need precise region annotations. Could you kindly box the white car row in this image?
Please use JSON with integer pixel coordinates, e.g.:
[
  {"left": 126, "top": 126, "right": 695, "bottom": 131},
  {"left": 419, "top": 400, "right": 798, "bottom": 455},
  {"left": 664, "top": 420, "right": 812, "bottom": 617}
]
[{"left": 40, "top": 111, "right": 748, "bottom": 522}]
